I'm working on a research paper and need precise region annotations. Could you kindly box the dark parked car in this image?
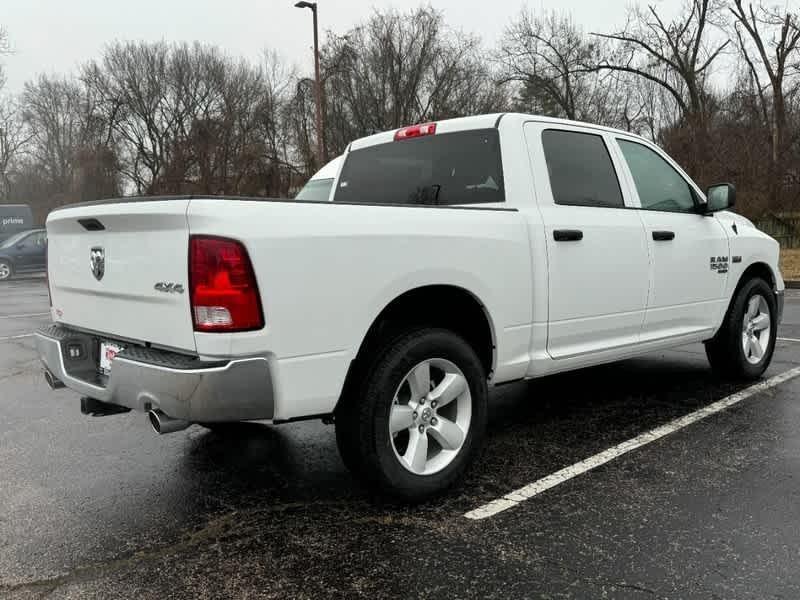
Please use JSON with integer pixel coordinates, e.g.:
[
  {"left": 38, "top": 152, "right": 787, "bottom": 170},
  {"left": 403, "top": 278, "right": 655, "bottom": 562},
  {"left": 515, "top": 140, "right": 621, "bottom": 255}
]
[{"left": 0, "top": 229, "right": 47, "bottom": 281}]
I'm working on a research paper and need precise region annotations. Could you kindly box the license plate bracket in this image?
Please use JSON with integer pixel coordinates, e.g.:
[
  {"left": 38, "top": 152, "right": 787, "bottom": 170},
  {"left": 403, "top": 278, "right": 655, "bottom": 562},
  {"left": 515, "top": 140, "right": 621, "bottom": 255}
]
[{"left": 99, "top": 341, "right": 125, "bottom": 375}]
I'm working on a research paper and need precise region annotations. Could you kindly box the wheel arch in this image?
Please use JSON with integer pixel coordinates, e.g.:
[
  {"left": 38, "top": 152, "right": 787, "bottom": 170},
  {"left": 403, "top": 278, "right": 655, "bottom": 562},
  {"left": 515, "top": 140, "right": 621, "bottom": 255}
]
[
  {"left": 713, "top": 260, "right": 778, "bottom": 338},
  {"left": 336, "top": 284, "right": 496, "bottom": 411},
  {"left": 706, "top": 262, "right": 778, "bottom": 379},
  {"left": 735, "top": 261, "right": 777, "bottom": 293},
  {"left": 0, "top": 254, "right": 14, "bottom": 275}
]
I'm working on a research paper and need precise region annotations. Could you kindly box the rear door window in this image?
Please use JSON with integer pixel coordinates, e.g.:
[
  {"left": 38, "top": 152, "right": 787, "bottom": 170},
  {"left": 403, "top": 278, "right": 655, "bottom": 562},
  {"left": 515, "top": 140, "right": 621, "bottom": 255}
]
[
  {"left": 334, "top": 129, "right": 505, "bottom": 205},
  {"left": 541, "top": 129, "right": 624, "bottom": 208}
]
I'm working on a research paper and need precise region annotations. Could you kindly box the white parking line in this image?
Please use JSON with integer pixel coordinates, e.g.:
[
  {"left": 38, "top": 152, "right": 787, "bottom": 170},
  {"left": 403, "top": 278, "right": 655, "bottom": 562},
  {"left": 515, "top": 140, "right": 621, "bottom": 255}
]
[
  {"left": 0, "top": 312, "right": 50, "bottom": 320},
  {"left": 465, "top": 365, "right": 800, "bottom": 521},
  {"left": 778, "top": 337, "right": 800, "bottom": 343},
  {"left": 0, "top": 333, "right": 34, "bottom": 342}
]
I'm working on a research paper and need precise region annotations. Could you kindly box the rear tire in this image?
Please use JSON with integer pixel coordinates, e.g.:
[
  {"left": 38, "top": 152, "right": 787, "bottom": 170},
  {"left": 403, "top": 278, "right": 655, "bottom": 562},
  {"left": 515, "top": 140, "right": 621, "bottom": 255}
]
[
  {"left": 0, "top": 260, "right": 12, "bottom": 281},
  {"left": 335, "top": 328, "right": 488, "bottom": 502},
  {"left": 705, "top": 277, "right": 776, "bottom": 380}
]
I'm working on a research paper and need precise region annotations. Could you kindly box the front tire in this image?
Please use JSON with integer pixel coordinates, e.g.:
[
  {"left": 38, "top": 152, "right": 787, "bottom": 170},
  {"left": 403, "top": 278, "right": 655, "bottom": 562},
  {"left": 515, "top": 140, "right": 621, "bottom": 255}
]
[
  {"left": 705, "top": 277, "right": 776, "bottom": 380},
  {"left": 0, "top": 260, "right": 12, "bottom": 281},
  {"left": 336, "top": 328, "right": 488, "bottom": 501}
]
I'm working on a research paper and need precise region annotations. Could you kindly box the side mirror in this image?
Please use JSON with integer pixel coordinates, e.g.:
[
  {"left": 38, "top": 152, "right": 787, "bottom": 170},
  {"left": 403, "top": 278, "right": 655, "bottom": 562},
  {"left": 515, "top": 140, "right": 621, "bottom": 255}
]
[{"left": 706, "top": 183, "right": 736, "bottom": 213}]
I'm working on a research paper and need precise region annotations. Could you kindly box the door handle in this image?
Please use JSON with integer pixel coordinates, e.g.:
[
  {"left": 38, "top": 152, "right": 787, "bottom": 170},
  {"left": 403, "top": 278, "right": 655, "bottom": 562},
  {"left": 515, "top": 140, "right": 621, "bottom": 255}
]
[
  {"left": 652, "top": 230, "right": 675, "bottom": 241},
  {"left": 553, "top": 229, "right": 583, "bottom": 242}
]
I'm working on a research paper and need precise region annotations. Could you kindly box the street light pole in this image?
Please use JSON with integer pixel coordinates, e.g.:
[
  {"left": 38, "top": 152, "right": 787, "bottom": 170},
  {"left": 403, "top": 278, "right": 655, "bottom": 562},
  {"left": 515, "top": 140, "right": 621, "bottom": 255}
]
[{"left": 295, "top": 1, "right": 325, "bottom": 163}]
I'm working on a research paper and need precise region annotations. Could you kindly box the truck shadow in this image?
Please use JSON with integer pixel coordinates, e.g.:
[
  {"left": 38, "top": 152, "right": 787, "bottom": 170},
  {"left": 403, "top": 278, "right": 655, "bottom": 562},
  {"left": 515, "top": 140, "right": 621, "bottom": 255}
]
[
  {"left": 470, "top": 348, "right": 756, "bottom": 501},
  {"left": 180, "top": 419, "right": 362, "bottom": 509},
  {"left": 175, "top": 346, "right": 760, "bottom": 514}
]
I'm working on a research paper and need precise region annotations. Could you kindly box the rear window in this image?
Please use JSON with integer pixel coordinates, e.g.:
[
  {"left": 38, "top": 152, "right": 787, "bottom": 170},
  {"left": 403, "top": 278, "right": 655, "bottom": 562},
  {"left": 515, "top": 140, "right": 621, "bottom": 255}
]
[{"left": 334, "top": 129, "right": 505, "bottom": 205}]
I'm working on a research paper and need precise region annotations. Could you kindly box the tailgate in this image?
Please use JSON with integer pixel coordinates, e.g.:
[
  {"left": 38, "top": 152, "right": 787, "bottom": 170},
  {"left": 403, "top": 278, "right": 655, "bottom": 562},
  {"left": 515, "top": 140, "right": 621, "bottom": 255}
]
[{"left": 47, "top": 199, "right": 196, "bottom": 352}]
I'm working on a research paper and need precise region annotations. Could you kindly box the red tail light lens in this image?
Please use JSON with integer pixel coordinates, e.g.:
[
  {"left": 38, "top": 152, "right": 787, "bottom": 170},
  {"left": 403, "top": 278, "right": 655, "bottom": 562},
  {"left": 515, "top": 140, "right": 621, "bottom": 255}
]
[
  {"left": 46, "top": 238, "right": 52, "bottom": 308},
  {"left": 394, "top": 122, "right": 437, "bottom": 141},
  {"left": 189, "top": 236, "right": 264, "bottom": 332}
]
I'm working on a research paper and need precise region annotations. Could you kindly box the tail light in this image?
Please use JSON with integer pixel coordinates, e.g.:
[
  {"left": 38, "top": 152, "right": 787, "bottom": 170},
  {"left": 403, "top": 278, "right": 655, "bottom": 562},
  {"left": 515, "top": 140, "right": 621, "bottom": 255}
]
[
  {"left": 394, "top": 122, "right": 437, "bottom": 141},
  {"left": 189, "top": 236, "right": 264, "bottom": 332},
  {"left": 46, "top": 238, "right": 52, "bottom": 308}
]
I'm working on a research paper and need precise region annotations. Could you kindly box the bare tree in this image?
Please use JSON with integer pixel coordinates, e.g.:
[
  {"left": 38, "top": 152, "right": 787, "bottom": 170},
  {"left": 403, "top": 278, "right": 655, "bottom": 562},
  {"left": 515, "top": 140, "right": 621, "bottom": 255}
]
[
  {"left": 731, "top": 0, "right": 800, "bottom": 206},
  {"left": 497, "top": 9, "right": 663, "bottom": 134},
  {"left": 593, "top": 0, "right": 729, "bottom": 121},
  {"left": 83, "top": 42, "right": 297, "bottom": 196},
  {"left": 591, "top": 0, "right": 730, "bottom": 180},
  {"left": 22, "top": 75, "right": 85, "bottom": 192},
  {"left": 20, "top": 74, "right": 118, "bottom": 214},
  {"left": 174, "top": 49, "right": 296, "bottom": 195},
  {"left": 295, "top": 7, "right": 504, "bottom": 162},
  {"left": 83, "top": 41, "right": 180, "bottom": 194},
  {"left": 0, "top": 98, "right": 29, "bottom": 198},
  {"left": 0, "top": 27, "right": 10, "bottom": 91},
  {"left": 498, "top": 10, "right": 600, "bottom": 120}
]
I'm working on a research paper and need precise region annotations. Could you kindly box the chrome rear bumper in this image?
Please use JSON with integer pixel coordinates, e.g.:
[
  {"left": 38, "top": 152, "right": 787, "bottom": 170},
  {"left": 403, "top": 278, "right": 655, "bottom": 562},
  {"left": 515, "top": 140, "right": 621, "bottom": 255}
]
[{"left": 35, "top": 324, "right": 274, "bottom": 422}]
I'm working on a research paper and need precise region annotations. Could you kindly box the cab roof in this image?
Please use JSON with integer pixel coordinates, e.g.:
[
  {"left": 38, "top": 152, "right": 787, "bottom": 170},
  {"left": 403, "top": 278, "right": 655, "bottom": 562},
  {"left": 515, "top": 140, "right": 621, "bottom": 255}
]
[{"left": 348, "top": 112, "right": 652, "bottom": 152}]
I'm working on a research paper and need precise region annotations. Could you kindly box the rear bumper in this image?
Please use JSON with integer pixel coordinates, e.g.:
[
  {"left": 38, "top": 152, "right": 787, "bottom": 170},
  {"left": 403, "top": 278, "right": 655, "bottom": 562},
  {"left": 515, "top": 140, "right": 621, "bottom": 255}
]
[{"left": 35, "top": 324, "right": 274, "bottom": 422}]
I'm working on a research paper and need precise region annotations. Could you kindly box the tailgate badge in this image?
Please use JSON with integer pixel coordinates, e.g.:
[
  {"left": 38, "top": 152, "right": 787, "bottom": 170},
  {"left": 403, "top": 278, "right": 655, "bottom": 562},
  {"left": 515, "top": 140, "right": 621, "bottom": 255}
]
[
  {"left": 154, "top": 282, "right": 185, "bottom": 294},
  {"left": 90, "top": 247, "right": 105, "bottom": 281}
]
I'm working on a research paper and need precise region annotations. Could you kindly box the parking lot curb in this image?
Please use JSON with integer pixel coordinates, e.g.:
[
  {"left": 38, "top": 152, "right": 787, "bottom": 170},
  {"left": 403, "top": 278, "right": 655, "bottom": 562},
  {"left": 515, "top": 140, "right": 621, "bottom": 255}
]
[{"left": 786, "top": 280, "right": 800, "bottom": 289}]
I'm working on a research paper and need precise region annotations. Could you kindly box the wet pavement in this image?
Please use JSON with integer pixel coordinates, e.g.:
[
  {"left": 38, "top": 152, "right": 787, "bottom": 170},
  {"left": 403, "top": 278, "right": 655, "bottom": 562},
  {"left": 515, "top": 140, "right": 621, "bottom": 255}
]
[{"left": 2, "top": 277, "right": 800, "bottom": 598}]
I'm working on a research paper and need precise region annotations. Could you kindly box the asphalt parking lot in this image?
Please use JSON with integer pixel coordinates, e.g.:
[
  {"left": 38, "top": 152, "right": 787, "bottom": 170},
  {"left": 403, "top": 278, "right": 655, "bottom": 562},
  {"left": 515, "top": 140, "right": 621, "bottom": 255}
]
[{"left": 3, "top": 277, "right": 800, "bottom": 599}]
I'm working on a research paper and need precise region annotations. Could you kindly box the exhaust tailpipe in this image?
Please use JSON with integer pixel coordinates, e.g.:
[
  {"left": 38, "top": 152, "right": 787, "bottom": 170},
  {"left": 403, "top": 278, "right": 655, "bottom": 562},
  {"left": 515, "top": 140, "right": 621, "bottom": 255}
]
[
  {"left": 148, "top": 409, "right": 190, "bottom": 435},
  {"left": 44, "top": 370, "right": 65, "bottom": 390}
]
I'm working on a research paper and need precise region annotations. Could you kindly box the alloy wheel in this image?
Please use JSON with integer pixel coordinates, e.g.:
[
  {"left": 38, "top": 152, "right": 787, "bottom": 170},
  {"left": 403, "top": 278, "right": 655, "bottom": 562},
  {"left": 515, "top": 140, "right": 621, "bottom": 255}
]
[
  {"left": 388, "top": 358, "right": 472, "bottom": 476},
  {"left": 741, "top": 294, "right": 771, "bottom": 365}
]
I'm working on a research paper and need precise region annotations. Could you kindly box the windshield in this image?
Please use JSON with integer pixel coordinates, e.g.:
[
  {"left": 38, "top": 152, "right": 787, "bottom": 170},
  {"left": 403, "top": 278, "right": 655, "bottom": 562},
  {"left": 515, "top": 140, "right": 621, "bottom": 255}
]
[
  {"left": 0, "top": 231, "right": 30, "bottom": 248},
  {"left": 334, "top": 129, "right": 505, "bottom": 205},
  {"left": 295, "top": 178, "right": 334, "bottom": 202}
]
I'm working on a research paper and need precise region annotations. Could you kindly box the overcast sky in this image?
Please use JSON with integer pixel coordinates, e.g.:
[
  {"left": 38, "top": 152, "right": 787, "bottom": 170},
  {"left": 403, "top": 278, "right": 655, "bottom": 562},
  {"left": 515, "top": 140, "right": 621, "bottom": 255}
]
[{"left": 2, "top": 0, "right": 685, "bottom": 95}]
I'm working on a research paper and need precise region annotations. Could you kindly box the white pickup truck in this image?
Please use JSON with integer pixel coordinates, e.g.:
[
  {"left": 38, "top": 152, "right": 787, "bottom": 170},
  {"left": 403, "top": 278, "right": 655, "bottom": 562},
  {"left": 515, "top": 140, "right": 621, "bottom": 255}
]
[{"left": 36, "top": 113, "right": 783, "bottom": 500}]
